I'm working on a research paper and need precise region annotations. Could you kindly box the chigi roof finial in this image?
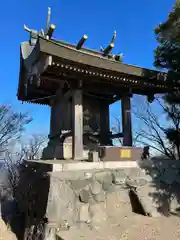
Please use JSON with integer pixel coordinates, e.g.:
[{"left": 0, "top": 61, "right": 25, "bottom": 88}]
[
  {"left": 23, "top": 7, "right": 56, "bottom": 45},
  {"left": 100, "top": 30, "right": 116, "bottom": 56}
]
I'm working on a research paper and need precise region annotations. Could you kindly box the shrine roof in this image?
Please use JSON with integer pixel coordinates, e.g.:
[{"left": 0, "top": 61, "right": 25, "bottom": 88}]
[
  {"left": 37, "top": 36, "right": 166, "bottom": 79},
  {"left": 17, "top": 7, "right": 180, "bottom": 105},
  {"left": 17, "top": 35, "right": 180, "bottom": 105}
]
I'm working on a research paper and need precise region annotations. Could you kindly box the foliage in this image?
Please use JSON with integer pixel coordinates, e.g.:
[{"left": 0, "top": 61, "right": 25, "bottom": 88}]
[
  {"left": 111, "top": 117, "right": 141, "bottom": 147},
  {"left": 154, "top": 0, "right": 180, "bottom": 72},
  {"left": 153, "top": 0, "right": 180, "bottom": 158}
]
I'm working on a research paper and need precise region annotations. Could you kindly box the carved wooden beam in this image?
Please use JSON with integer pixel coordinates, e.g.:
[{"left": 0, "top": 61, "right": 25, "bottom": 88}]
[
  {"left": 76, "top": 35, "right": 88, "bottom": 50},
  {"left": 47, "top": 24, "right": 56, "bottom": 39}
]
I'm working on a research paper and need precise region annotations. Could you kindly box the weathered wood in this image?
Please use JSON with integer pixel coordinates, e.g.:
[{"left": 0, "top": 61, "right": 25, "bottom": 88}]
[
  {"left": 121, "top": 95, "right": 133, "bottom": 146},
  {"left": 72, "top": 89, "right": 83, "bottom": 160},
  {"left": 49, "top": 89, "right": 63, "bottom": 137},
  {"left": 100, "top": 102, "right": 110, "bottom": 145}
]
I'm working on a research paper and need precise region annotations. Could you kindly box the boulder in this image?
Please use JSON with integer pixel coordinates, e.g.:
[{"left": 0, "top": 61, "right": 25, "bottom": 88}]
[
  {"left": 79, "top": 187, "right": 92, "bottom": 203},
  {"left": 89, "top": 202, "right": 107, "bottom": 225},
  {"left": 93, "top": 191, "right": 106, "bottom": 203},
  {"left": 79, "top": 203, "right": 90, "bottom": 223},
  {"left": 90, "top": 180, "right": 102, "bottom": 195}
]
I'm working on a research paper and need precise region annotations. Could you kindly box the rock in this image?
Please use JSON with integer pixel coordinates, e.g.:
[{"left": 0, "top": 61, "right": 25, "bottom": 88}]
[
  {"left": 112, "top": 169, "right": 148, "bottom": 187},
  {"left": 93, "top": 171, "right": 113, "bottom": 191},
  {"left": 102, "top": 181, "right": 113, "bottom": 191},
  {"left": 150, "top": 211, "right": 161, "bottom": 217},
  {"left": 125, "top": 177, "right": 148, "bottom": 188},
  {"left": 79, "top": 187, "right": 92, "bottom": 203},
  {"left": 46, "top": 178, "right": 77, "bottom": 226},
  {"left": 93, "top": 191, "right": 106, "bottom": 202},
  {"left": 136, "top": 178, "right": 148, "bottom": 186},
  {"left": 125, "top": 168, "right": 146, "bottom": 178},
  {"left": 90, "top": 180, "right": 102, "bottom": 195},
  {"left": 118, "top": 188, "right": 130, "bottom": 203},
  {"left": 106, "top": 191, "right": 129, "bottom": 217},
  {"left": 134, "top": 185, "right": 161, "bottom": 217},
  {"left": 113, "top": 169, "right": 126, "bottom": 178},
  {"left": 95, "top": 171, "right": 112, "bottom": 184},
  {"left": 79, "top": 203, "right": 90, "bottom": 223},
  {"left": 84, "top": 172, "right": 93, "bottom": 179},
  {"left": 112, "top": 169, "right": 126, "bottom": 185},
  {"left": 89, "top": 202, "right": 107, "bottom": 224},
  {"left": 70, "top": 179, "right": 91, "bottom": 191},
  {"left": 125, "top": 177, "right": 135, "bottom": 187}
]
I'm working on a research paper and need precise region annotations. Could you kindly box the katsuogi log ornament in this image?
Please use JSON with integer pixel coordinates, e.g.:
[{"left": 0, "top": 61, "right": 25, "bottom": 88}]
[{"left": 101, "top": 31, "right": 116, "bottom": 56}]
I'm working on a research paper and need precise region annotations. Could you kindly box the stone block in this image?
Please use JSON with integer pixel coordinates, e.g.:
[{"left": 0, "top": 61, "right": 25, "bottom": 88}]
[
  {"left": 125, "top": 177, "right": 148, "bottom": 188},
  {"left": 46, "top": 178, "right": 77, "bottom": 226},
  {"left": 95, "top": 171, "right": 113, "bottom": 184},
  {"left": 102, "top": 180, "right": 113, "bottom": 191},
  {"left": 124, "top": 167, "right": 146, "bottom": 178},
  {"left": 135, "top": 185, "right": 161, "bottom": 217},
  {"left": 112, "top": 169, "right": 126, "bottom": 185},
  {"left": 106, "top": 191, "right": 125, "bottom": 217},
  {"left": 90, "top": 180, "right": 102, "bottom": 195},
  {"left": 78, "top": 203, "right": 90, "bottom": 223},
  {"left": 62, "top": 162, "right": 104, "bottom": 171},
  {"left": 70, "top": 179, "right": 91, "bottom": 191},
  {"left": 93, "top": 191, "right": 106, "bottom": 202},
  {"left": 94, "top": 171, "right": 110, "bottom": 183},
  {"left": 94, "top": 171, "right": 113, "bottom": 191},
  {"left": 103, "top": 161, "right": 138, "bottom": 169},
  {"left": 89, "top": 202, "right": 107, "bottom": 224},
  {"left": 79, "top": 187, "right": 92, "bottom": 203}
]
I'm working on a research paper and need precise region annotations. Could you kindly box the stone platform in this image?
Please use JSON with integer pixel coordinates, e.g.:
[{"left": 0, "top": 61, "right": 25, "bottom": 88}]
[
  {"left": 16, "top": 159, "right": 180, "bottom": 240},
  {"left": 24, "top": 159, "right": 138, "bottom": 172}
]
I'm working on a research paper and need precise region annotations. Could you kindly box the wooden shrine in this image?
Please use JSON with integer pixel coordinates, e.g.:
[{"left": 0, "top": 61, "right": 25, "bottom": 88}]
[{"left": 17, "top": 8, "right": 180, "bottom": 161}]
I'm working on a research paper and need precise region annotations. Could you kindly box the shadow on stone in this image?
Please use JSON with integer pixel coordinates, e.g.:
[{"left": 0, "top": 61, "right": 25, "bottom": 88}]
[
  {"left": 129, "top": 189, "right": 147, "bottom": 216},
  {"left": 10, "top": 162, "right": 51, "bottom": 240},
  {"left": 139, "top": 157, "right": 180, "bottom": 216},
  {"left": 1, "top": 198, "right": 26, "bottom": 240}
]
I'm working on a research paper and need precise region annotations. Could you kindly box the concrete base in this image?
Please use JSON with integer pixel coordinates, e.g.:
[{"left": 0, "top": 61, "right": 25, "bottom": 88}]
[{"left": 25, "top": 160, "right": 138, "bottom": 172}]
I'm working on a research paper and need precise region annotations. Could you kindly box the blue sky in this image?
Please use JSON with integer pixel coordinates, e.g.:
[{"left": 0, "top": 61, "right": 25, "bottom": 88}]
[{"left": 0, "top": 0, "right": 174, "bottom": 136}]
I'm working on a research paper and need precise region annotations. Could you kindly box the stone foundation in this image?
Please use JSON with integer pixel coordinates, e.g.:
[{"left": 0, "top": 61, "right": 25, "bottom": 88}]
[{"left": 16, "top": 159, "right": 180, "bottom": 240}]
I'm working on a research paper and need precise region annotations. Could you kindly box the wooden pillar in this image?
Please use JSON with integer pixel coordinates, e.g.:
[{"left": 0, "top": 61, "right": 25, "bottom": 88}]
[
  {"left": 72, "top": 89, "right": 83, "bottom": 160},
  {"left": 100, "top": 101, "right": 110, "bottom": 145},
  {"left": 49, "top": 91, "right": 63, "bottom": 138},
  {"left": 121, "top": 95, "right": 133, "bottom": 146}
]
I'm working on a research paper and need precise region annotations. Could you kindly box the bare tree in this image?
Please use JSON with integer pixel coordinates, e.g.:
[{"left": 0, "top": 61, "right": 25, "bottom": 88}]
[
  {"left": 111, "top": 117, "right": 142, "bottom": 147},
  {"left": 18, "top": 135, "right": 47, "bottom": 161},
  {"left": 132, "top": 96, "right": 179, "bottom": 159},
  {"left": 0, "top": 105, "right": 47, "bottom": 197},
  {"left": 0, "top": 105, "right": 31, "bottom": 197},
  {"left": 111, "top": 95, "right": 180, "bottom": 159},
  {"left": 2, "top": 135, "right": 47, "bottom": 198},
  {"left": 0, "top": 104, "right": 31, "bottom": 151}
]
